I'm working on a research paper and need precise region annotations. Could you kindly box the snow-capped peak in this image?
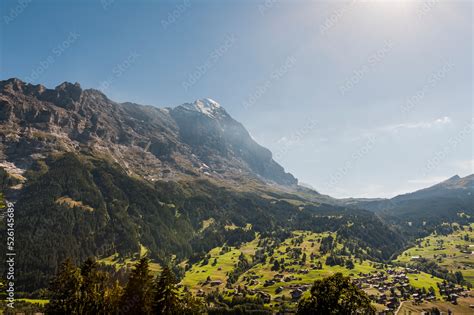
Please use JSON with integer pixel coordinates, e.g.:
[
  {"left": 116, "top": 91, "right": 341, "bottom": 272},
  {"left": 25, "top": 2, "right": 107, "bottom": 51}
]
[
  {"left": 196, "top": 98, "right": 221, "bottom": 109},
  {"left": 180, "top": 98, "right": 222, "bottom": 118}
]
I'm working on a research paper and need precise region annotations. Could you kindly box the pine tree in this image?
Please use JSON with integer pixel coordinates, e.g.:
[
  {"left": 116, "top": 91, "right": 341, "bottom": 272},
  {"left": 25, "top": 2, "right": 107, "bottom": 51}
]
[
  {"left": 152, "top": 266, "right": 181, "bottom": 314},
  {"left": 345, "top": 259, "right": 355, "bottom": 269},
  {"left": 80, "top": 257, "right": 108, "bottom": 314},
  {"left": 46, "top": 258, "right": 83, "bottom": 314},
  {"left": 271, "top": 259, "right": 280, "bottom": 271},
  {"left": 120, "top": 257, "right": 154, "bottom": 314},
  {"left": 104, "top": 280, "right": 124, "bottom": 314}
]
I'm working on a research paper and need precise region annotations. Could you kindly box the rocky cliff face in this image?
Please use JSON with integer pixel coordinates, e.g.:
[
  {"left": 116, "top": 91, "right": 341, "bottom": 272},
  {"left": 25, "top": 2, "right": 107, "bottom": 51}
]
[{"left": 0, "top": 78, "right": 297, "bottom": 187}]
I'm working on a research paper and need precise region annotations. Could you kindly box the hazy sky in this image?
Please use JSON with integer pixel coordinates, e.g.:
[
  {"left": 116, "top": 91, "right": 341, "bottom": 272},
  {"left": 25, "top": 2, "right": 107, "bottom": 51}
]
[{"left": 1, "top": 0, "right": 472, "bottom": 198}]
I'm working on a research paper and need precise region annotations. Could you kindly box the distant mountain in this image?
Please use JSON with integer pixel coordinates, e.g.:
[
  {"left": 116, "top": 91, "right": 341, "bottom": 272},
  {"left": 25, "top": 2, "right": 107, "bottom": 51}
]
[
  {"left": 392, "top": 174, "right": 473, "bottom": 202},
  {"left": 342, "top": 174, "right": 474, "bottom": 228}
]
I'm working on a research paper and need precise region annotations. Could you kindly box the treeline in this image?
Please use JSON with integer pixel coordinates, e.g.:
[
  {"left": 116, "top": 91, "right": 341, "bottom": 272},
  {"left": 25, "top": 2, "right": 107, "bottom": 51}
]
[
  {"left": 45, "top": 257, "right": 204, "bottom": 314},
  {"left": 32, "top": 258, "right": 375, "bottom": 315},
  {"left": 42, "top": 257, "right": 275, "bottom": 314}
]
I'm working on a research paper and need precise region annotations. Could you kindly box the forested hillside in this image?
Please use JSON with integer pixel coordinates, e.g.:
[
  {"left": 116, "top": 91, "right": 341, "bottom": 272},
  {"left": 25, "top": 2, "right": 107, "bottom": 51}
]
[{"left": 1, "top": 152, "right": 406, "bottom": 291}]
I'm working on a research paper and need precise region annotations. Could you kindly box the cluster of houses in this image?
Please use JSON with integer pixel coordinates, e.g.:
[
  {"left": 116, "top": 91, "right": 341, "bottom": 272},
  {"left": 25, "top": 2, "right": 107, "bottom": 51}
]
[
  {"left": 353, "top": 268, "right": 436, "bottom": 312},
  {"left": 352, "top": 268, "right": 472, "bottom": 313},
  {"left": 193, "top": 233, "right": 473, "bottom": 313},
  {"left": 437, "top": 281, "right": 468, "bottom": 304},
  {"left": 200, "top": 263, "right": 470, "bottom": 312}
]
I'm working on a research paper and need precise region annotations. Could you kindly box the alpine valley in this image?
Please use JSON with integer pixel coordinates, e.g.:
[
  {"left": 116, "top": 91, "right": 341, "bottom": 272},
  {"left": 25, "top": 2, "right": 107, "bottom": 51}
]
[{"left": 0, "top": 78, "right": 473, "bottom": 314}]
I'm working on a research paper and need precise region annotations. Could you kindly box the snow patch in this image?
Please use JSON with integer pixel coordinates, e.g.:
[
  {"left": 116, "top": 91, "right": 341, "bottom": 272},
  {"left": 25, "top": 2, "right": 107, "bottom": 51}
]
[{"left": 181, "top": 98, "right": 222, "bottom": 118}]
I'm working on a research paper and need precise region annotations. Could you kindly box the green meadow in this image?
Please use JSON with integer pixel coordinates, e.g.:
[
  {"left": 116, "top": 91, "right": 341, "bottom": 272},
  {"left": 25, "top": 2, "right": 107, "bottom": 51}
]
[
  {"left": 395, "top": 223, "right": 474, "bottom": 285},
  {"left": 180, "top": 230, "right": 447, "bottom": 309}
]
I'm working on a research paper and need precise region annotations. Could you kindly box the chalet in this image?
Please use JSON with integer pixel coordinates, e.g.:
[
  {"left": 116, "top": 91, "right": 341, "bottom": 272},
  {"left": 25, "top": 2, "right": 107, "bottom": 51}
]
[
  {"left": 449, "top": 293, "right": 458, "bottom": 304},
  {"left": 290, "top": 288, "right": 303, "bottom": 300},
  {"left": 386, "top": 300, "right": 397, "bottom": 310},
  {"left": 274, "top": 273, "right": 284, "bottom": 280}
]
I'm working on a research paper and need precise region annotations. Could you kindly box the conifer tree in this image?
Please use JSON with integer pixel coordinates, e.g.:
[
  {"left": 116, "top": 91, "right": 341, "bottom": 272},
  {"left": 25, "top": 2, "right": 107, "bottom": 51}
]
[
  {"left": 104, "top": 280, "right": 124, "bottom": 314},
  {"left": 152, "top": 266, "right": 181, "bottom": 314},
  {"left": 46, "top": 258, "right": 83, "bottom": 314},
  {"left": 80, "top": 257, "right": 108, "bottom": 314},
  {"left": 120, "top": 257, "right": 154, "bottom": 314}
]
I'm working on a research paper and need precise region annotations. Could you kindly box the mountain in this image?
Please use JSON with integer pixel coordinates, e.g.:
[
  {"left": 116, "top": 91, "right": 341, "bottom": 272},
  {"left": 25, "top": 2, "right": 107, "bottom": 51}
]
[
  {"left": 0, "top": 78, "right": 296, "bottom": 188},
  {"left": 343, "top": 174, "right": 474, "bottom": 230},
  {"left": 0, "top": 78, "right": 405, "bottom": 291},
  {"left": 392, "top": 174, "right": 474, "bottom": 202}
]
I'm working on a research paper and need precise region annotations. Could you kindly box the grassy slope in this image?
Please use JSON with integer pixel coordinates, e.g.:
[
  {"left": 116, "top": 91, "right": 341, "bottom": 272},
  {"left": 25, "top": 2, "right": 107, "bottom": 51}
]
[
  {"left": 16, "top": 299, "right": 49, "bottom": 305},
  {"left": 180, "top": 230, "right": 446, "bottom": 309},
  {"left": 181, "top": 238, "right": 258, "bottom": 290},
  {"left": 98, "top": 244, "right": 162, "bottom": 275},
  {"left": 395, "top": 223, "right": 474, "bottom": 285}
]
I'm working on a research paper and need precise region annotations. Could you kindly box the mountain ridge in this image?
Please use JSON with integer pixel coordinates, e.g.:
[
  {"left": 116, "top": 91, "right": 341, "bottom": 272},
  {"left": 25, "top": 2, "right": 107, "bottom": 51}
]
[
  {"left": 337, "top": 174, "right": 474, "bottom": 231},
  {"left": 0, "top": 77, "right": 297, "bottom": 187}
]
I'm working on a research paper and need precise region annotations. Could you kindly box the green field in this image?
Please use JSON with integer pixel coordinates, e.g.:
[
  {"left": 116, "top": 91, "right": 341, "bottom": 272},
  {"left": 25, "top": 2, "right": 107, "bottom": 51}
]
[
  {"left": 16, "top": 298, "right": 49, "bottom": 305},
  {"left": 98, "top": 243, "right": 162, "bottom": 275},
  {"left": 180, "top": 237, "right": 258, "bottom": 290},
  {"left": 395, "top": 223, "right": 474, "bottom": 285},
  {"left": 180, "top": 230, "right": 447, "bottom": 309}
]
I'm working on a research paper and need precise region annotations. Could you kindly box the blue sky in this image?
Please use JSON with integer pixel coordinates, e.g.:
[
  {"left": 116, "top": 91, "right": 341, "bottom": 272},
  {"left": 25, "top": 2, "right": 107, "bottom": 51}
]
[{"left": 1, "top": 0, "right": 472, "bottom": 198}]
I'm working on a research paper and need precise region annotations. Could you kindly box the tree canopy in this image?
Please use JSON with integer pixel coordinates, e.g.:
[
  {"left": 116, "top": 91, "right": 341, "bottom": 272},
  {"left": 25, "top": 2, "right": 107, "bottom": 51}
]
[
  {"left": 45, "top": 257, "right": 204, "bottom": 314},
  {"left": 297, "top": 273, "right": 375, "bottom": 315}
]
